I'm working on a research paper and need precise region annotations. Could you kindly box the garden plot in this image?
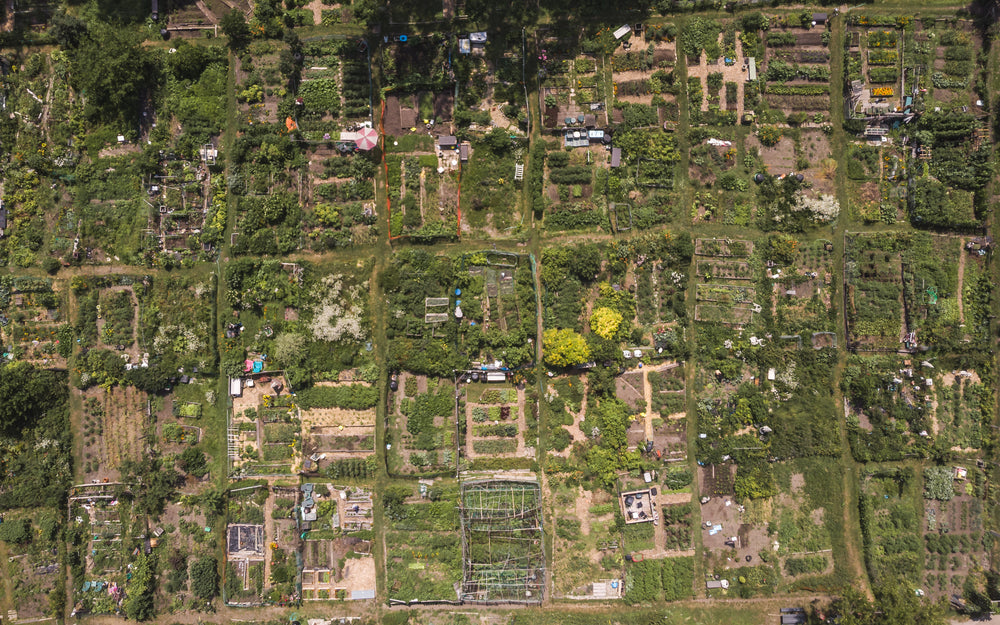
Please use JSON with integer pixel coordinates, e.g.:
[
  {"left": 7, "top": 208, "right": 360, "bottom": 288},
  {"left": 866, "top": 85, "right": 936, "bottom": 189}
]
[
  {"left": 304, "top": 149, "right": 377, "bottom": 249},
  {"left": 483, "top": 55, "right": 531, "bottom": 133},
  {"left": 699, "top": 465, "right": 764, "bottom": 559},
  {"left": 236, "top": 41, "right": 290, "bottom": 125},
  {"left": 0, "top": 276, "right": 68, "bottom": 367},
  {"left": 387, "top": 374, "right": 457, "bottom": 476},
  {"left": 695, "top": 284, "right": 758, "bottom": 326},
  {"left": 384, "top": 92, "right": 453, "bottom": 136},
  {"left": 539, "top": 50, "right": 608, "bottom": 128},
  {"left": 384, "top": 250, "right": 536, "bottom": 377},
  {"left": 466, "top": 384, "right": 533, "bottom": 461},
  {"left": 770, "top": 239, "right": 836, "bottom": 334},
  {"left": 68, "top": 492, "right": 147, "bottom": 615},
  {"left": 611, "top": 34, "right": 678, "bottom": 109},
  {"left": 686, "top": 133, "right": 756, "bottom": 226},
  {"left": 537, "top": 34, "right": 587, "bottom": 129},
  {"left": 298, "top": 381, "right": 377, "bottom": 470},
  {"left": 769, "top": 465, "right": 837, "bottom": 586},
  {"left": 460, "top": 137, "right": 526, "bottom": 236},
  {"left": 795, "top": 131, "right": 836, "bottom": 197},
  {"left": 693, "top": 239, "right": 758, "bottom": 326},
  {"left": 761, "top": 28, "right": 832, "bottom": 116},
  {"left": 78, "top": 386, "right": 148, "bottom": 482},
  {"left": 844, "top": 16, "right": 906, "bottom": 117},
  {"left": 96, "top": 287, "right": 138, "bottom": 351},
  {"left": 683, "top": 25, "right": 744, "bottom": 123},
  {"left": 543, "top": 375, "right": 588, "bottom": 455},
  {"left": 300, "top": 38, "right": 372, "bottom": 125},
  {"left": 0, "top": 509, "right": 62, "bottom": 620},
  {"left": 843, "top": 355, "right": 939, "bottom": 461},
  {"left": 931, "top": 369, "right": 988, "bottom": 451},
  {"left": 543, "top": 147, "right": 603, "bottom": 232},
  {"left": 919, "top": 24, "right": 980, "bottom": 109},
  {"left": 697, "top": 259, "right": 752, "bottom": 280},
  {"left": 922, "top": 471, "right": 987, "bottom": 603},
  {"left": 225, "top": 486, "right": 267, "bottom": 606},
  {"left": 233, "top": 384, "right": 300, "bottom": 476},
  {"left": 746, "top": 134, "right": 796, "bottom": 175},
  {"left": 386, "top": 152, "right": 460, "bottom": 239},
  {"left": 687, "top": 134, "right": 738, "bottom": 191},
  {"left": 846, "top": 145, "right": 886, "bottom": 224},
  {"left": 634, "top": 256, "right": 689, "bottom": 329},
  {"left": 225, "top": 483, "right": 299, "bottom": 606},
  {"left": 155, "top": 500, "right": 217, "bottom": 606},
  {"left": 301, "top": 537, "right": 376, "bottom": 601},
  {"left": 847, "top": 233, "right": 965, "bottom": 351},
  {"left": 548, "top": 482, "right": 623, "bottom": 599},
  {"left": 695, "top": 238, "right": 753, "bottom": 258},
  {"left": 384, "top": 479, "right": 463, "bottom": 602},
  {"left": 459, "top": 480, "right": 545, "bottom": 603},
  {"left": 859, "top": 466, "right": 923, "bottom": 587},
  {"left": 844, "top": 233, "right": 906, "bottom": 350},
  {"left": 144, "top": 158, "right": 213, "bottom": 256},
  {"left": 647, "top": 365, "right": 687, "bottom": 440},
  {"left": 298, "top": 484, "right": 376, "bottom": 600},
  {"left": 906, "top": 111, "right": 985, "bottom": 231}
]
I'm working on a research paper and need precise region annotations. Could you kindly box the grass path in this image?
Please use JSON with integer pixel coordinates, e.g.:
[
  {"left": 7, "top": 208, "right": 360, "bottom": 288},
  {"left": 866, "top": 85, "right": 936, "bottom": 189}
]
[{"left": 827, "top": 12, "right": 871, "bottom": 599}]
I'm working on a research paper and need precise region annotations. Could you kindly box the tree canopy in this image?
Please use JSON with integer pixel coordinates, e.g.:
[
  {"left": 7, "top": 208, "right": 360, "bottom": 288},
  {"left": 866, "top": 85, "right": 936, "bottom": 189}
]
[
  {"left": 543, "top": 328, "right": 590, "bottom": 368},
  {"left": 69, "top": 23, "right": 161, "bottom": 125}
]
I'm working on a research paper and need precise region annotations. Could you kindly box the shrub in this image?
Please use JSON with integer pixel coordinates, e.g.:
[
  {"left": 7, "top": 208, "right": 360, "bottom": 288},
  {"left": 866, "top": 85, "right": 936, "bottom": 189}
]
[
  {"left": 0, "top": 519, "right": 31, "bottom": 544},
  {"left": 190, "top": 556, "right": 219, "bottom": 599},
  {"left": 757, "top": 125, "right": 782, "bottom": 147},
  {"left": 179, "top": 447, "right": 209, "bottom": 478}
]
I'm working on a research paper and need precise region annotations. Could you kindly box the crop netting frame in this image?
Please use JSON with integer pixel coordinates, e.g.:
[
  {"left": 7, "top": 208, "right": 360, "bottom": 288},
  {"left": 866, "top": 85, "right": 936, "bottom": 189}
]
[{"left": 459, "top": 480, "right": 545, "bottom": 603}]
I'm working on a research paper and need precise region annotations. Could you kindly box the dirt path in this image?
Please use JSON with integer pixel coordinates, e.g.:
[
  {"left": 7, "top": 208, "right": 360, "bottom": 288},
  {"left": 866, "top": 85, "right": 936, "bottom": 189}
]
[
  {"left": 574, "top": 487, "right": 592, "bottom": 536},
  {"left": 194, "top": 0, "right": 220, "bottom": 24},
  {"left": 642, "top": 368, "right": 653, "bottom": 440},
  {"left": 419, "top": 168, "right": 427, "bottom": 219},
  {"left": 957, "top": 237, "right": 966, "bottom": 324},
  {"left": 39, "top": 70, "right": 55, "bottom": 141},
  {"left": 263, "top": 493, "right": 275, "bottom": 585}
]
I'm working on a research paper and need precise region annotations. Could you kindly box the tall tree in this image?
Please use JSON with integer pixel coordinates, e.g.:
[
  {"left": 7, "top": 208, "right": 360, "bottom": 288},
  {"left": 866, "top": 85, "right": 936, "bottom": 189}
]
[
  {"left": 69, "top": 22, "right": 160, "bottom": 125},
  {"left": 220, "top": 9, "right": 251, "bottom": 52}
]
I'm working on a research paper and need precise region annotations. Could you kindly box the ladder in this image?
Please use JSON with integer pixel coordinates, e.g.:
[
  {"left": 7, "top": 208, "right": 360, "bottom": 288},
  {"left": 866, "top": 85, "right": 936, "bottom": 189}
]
[{"left": 514, "top": 163, "right": 524, "bottom": 181}]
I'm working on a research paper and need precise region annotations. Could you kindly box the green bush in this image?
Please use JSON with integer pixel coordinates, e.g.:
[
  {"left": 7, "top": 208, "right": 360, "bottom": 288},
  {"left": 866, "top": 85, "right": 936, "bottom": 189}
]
[
  {"left": 0, "top": 518, "right": 31, "bottom": 544},
  {"left": 190, "top": 556, "right": 219, "bottom": 599}
]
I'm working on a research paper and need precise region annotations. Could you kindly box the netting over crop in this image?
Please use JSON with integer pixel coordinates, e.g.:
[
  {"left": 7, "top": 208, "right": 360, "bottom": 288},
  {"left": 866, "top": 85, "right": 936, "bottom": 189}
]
[{"left": 460, "top": 480, "right": 544, "bottom": 603}]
